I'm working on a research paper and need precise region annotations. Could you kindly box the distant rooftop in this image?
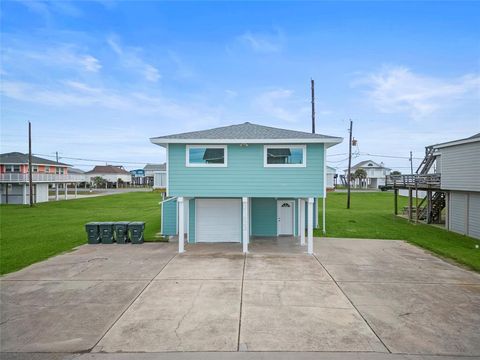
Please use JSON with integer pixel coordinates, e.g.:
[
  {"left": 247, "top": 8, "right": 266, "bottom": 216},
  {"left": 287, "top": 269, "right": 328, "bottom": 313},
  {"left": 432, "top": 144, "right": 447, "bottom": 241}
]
[
  {"left": 143, "top": 163, "right": 166, "bottom": 171},
  {"left": 0, "top": 152, "right": 70, "bottom": 166},
  {"left": 85, "top": 165, "right": 131, "bottom": 175},
  {"left": 151, "top": 122, "right": 342, "bottom": 146}
]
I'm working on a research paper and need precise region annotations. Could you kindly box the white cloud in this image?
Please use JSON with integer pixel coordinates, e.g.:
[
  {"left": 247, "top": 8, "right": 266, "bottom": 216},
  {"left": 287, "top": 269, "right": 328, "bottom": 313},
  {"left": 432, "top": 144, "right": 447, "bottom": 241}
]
[
  {"left": 254, "top": 88, "right": 309, "bottom": 123},
  {"left": 2, "top": 44, "right": 101, "bottom": 73},
  {"left": 107, "top": 35, "right": 161, "bottom": 82},
  {"left": 353, "top": 66, "right": 480, "bottom": 118},
  {"left": 238, "top": 29, "right": 284, "bottom": 53}
]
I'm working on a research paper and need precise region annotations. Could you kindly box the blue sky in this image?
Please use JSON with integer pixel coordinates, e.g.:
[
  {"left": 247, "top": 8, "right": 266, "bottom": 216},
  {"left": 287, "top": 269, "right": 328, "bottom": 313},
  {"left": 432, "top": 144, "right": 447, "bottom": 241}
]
[{"left": 1, "top": 1, "right": 479, "bottom": 172}]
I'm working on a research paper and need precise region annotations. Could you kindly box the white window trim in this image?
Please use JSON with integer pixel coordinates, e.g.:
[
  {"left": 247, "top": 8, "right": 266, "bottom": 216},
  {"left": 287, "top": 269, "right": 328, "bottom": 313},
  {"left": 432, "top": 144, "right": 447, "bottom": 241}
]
[
  {"left": 264, "top": 144, "right": 307, "bottom": 168},
  {"left": 186, "top": 144, "right": 228, "bottom": 167}
]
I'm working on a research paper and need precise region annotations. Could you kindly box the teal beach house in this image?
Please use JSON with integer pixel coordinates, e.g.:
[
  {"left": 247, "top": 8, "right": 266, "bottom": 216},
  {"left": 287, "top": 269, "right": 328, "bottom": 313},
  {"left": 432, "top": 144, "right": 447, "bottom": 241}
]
[{"left": 150, "top": 122, "right": 342, "bottom": 254}]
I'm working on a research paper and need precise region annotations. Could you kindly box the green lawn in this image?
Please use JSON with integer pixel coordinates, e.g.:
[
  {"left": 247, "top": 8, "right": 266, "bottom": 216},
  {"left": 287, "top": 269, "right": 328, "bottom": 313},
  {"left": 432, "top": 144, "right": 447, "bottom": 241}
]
[
  {"left": 0, "top": 192, "right": 163, "bottom": 275},
  {"left": 1, "top": 191, "right": 479, "bottom": 275},
  {"left": 315, "top": 192, "right": 480, "bottom": 271}
]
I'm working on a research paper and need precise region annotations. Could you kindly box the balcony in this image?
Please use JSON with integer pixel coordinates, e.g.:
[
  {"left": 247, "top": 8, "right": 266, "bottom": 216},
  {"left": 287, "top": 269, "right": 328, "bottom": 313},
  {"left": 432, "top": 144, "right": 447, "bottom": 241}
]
[
  {"left": 385, "top": 174, "right": 441, "bottom": 190},
  {"left": 0, "top": 173, "right": 86, "bottom": 183}
]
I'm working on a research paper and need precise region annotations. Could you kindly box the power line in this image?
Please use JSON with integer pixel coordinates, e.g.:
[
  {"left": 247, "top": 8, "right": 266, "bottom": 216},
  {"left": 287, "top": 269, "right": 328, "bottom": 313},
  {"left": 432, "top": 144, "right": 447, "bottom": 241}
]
[{"left": 33, "top": 153, "right": 149, "bottom": 165}]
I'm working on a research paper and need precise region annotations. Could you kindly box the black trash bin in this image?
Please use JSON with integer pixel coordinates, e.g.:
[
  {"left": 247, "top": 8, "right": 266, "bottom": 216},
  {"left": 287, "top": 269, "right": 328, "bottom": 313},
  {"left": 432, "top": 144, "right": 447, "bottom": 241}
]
[
  {"left": 85, "top": 222, "right": 101, "bottom": 244},
  {"left": 114, "top": 222, "right": 130, "bottom": 244},
  {"left": 129, "top": 222, "right": 145, "bottom": 244},
  {"left": 99, "top": 222, "right": 115, "bottom": 244}
]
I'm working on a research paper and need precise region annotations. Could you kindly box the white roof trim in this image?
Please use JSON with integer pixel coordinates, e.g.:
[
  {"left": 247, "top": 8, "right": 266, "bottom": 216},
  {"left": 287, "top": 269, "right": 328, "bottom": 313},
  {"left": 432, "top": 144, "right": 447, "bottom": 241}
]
[
  {"left": 432, "top": 136, "right": 480, "bottom": 149},
  {"left": 150, "top": 137, "right": 343, "bottom": 147}
]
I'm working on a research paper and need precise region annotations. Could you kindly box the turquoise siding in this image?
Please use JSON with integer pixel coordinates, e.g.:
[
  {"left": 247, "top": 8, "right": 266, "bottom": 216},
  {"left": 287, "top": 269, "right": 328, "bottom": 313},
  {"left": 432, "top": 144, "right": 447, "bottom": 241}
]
[
  {"left": 251, "top": 198, "right": 277, "bottom": 236},
  {"left": 168, "top": 143, "right": 325, "bottom": 197},
  {"left": 188, "top": 199, "right": 195, "bottom": 243},
  {"left": 162, "top": 198, "right": 177, "bottom": 236}
]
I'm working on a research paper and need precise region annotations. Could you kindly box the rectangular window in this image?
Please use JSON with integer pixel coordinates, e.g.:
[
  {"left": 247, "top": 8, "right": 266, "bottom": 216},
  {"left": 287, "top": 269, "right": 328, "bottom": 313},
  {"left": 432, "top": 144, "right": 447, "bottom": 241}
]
[
  {"left": 32, "top": 166, "right": 38, "bottom": 172},
  {"left": 186, "top": 145, "right": 227, "bottom": 167},
  {"left": 264, "top": 145, "right": 306, "bottom": 167}
]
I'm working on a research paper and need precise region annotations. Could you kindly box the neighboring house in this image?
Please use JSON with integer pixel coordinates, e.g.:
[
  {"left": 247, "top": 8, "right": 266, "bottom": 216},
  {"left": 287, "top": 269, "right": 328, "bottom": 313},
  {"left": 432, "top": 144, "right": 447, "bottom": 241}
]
[
  {"left": 68, "top": 168, "right": 88, "bottom": 185},
  {"left": 433, "top": 134, "right": 480, "bottom": 239},
  {"left": 143, "top": 163, "right": 166, "bottom": 187},
  {"left": 326, "top": 166, "right": 336, "bottom": 189},
  {"left": 130, "top": 169, "right": 146, "bottom": 185},
  {"left": 0, "top": 152, "right": 84, "bottom": 204},
  {"left": 345, "top": 160, "right": 391, "bottom": 189},
  {"left": 150, "top": 122, "right": 342, "bottom": 254},
  {"left": 85, "top": 165, "right": 132, "bottom": 187}
]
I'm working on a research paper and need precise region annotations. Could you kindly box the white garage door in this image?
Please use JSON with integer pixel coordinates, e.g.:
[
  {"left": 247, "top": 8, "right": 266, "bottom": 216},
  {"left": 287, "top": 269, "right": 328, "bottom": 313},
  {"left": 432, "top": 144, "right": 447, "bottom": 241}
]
[
  {"left": 196, "top": 199, "right": 241, "bottom": 243},
  {"left": 450, "top": 192, "right": 467, "bottom": 235},
  {"left": 468, "top": 193, "right": 480, "bottom": 239}
]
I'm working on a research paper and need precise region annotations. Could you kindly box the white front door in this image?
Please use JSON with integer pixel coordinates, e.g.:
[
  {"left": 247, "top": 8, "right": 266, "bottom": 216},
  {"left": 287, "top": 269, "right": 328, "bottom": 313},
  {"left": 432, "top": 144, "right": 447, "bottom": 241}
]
[{"left": 277, "top": 200, "right": 294, "bottom": 235}]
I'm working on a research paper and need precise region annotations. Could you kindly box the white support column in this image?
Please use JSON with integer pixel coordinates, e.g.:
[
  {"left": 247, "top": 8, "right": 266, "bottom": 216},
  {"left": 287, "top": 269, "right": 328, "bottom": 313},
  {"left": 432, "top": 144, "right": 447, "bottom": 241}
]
[
  {"left": 178, "top": 197, "right": 185, "bottom": 253},
  {"left": 297, "top": 199, "right": 301, "bottom": 238},
  {"left": 322, "top": 196, "right": 326, "bottom": 235},
  {"left": 74, "top": 183, "right": 78, "bottom": 198},
  {"left": 23, "top": 184, "right": 27, "bottom": 205},
  {"left": 55, "top": 184, "right": 59, "bottom": 201},
  {"left": 307, "top": 197, "right": 314, "bottom": 255},
  {"left": 64, "top": 183, "right": 68, "bottom": 200},
  {"left": 300, "top": 199, "right": 305, "bottom": 246},
  {"left": 242, "top": 197, "right": 249, "bottom": 253}
]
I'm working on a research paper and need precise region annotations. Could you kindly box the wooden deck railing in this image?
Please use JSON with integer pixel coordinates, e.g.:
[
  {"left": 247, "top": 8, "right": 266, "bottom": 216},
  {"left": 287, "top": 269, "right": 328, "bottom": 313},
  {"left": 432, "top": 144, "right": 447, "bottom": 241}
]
[{"left": 386, "top": 174, "right": 441, "bottom": 189}]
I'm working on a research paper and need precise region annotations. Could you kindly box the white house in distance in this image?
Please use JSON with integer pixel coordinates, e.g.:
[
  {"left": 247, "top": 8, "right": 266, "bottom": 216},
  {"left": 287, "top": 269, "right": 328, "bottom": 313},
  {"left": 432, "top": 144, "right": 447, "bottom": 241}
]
[
  {"left": 85, "top": 165, "right": 132, "bottom": 187},
  {"left": 144, "top": 163, "right": 166, "bottom": 189},
  {"left": 345, "top": 160, "right": 391, "bottom": 189},
  {"left": 0, "top": 152, "right": 84, "bottom": 204}
]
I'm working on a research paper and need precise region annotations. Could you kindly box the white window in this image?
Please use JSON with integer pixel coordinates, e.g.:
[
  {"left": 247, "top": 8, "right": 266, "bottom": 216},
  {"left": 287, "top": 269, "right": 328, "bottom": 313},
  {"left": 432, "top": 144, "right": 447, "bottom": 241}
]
[
  {"left": 5, "top": 165, "right": 20, "bottom": 172},
  {"left": 264, "top": 145, "right": 306, "bottom": 167},
  {"left": 45, "top": 167, "right": 50, "bottom": 173},
  {"left": 55, "top": 167, "right": 65, "bottom": 175},
  {"left": 186, "top": 145, "right": 227, "bottom": 167},
  {"left": 32, "top": 166, "right": 38, "bottom": 172}
]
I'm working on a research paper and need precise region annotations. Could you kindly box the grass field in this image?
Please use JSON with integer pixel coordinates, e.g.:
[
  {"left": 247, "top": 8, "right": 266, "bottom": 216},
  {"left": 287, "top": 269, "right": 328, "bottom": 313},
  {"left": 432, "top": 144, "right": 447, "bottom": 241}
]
[
  {"left": 0, "top": 192, "right": 163, "bottom": 275},
  {"left": 315, "top": 192, "right": 480, "bottom": 271},
  {"left": 1, "top": 191, "right": 479, "bottom": 275}
]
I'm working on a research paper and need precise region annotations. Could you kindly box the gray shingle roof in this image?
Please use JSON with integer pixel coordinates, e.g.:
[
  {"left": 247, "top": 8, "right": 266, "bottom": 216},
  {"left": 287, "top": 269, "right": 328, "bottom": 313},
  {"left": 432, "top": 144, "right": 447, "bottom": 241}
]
[
  {"left": 85, "top": 165, "right": 131, "bottom": 175},
  {"left": 0, "top": 152, "right": 70, "bottom": 166},
  {"left": 143, "top": 163, "right": 166, "bottom": 171},
  {"left": 151, "top": 122, "right": 342, "bottom": 142}
]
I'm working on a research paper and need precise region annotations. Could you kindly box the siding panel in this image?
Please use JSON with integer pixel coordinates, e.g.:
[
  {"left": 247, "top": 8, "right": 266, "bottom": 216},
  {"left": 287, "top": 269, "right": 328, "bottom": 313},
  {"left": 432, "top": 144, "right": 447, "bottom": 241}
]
[
  {"left": 450, "top": 192, "right": 467, "bottom": 235},
  {"left": 168, "top": 143, "right": 325, "bottom": 197},
  {"left": 468, "top": 193, "right": 480, "bottom": 239},
  {"left": 440, "top": 142, "right": 480, "bottom": 191},
  {"left": 162, "top": 199, "right": 177, "bottom": 236},
  {"left": 251, "top": 198, "right": 277, "bottom": 236}
]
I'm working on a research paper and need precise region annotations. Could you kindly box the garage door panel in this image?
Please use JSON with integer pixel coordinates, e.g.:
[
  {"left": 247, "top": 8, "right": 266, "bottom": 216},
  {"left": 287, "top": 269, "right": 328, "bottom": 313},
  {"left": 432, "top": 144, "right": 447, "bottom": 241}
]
[
  {"left": 196, "top": 199, "right": 241, "bottom": 243},
  {"left": 450, "top": 192, "right": 467, "bottom": 235},
  {"left": 468, "top": 193, "right": 480, "bottom": 239}
]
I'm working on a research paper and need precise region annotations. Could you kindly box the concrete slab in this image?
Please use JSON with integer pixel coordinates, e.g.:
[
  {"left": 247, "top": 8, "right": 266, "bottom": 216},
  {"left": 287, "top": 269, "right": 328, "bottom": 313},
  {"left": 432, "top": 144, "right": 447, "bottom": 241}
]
[
  {"left": 239, "top": 305, "right": 387, "bottom": 352},
  {"left": 0, "top": 280, "right": 147, "bottom": 352},
  {"left": 244, "top": 254, "right": 331, "bottom": 281},
  {"left": 156, "top": 254, "right": 244, "bottom": 280},
  {"left": 94, "top": 280, "right": 241, "bottom": 352},
  {"left": 242, "top": 280, "right": 352, "bottom": 308},
  {"left": 316, "top": 238, "right": 480, "bottom": 284},
  {"left": 3, "top": 244, "right": 176, "bottom": 281},
  {"left": 338, "top": 282, "right": 480, "bottom": 355}
]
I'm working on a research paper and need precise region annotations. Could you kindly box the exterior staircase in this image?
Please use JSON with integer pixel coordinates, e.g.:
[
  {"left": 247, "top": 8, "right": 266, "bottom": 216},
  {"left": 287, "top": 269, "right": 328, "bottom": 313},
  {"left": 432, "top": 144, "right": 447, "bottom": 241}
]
[
  {"left": 416, "top": 146, "right": 436, "bottom": 175},
  {"left": 417, "top": 191, "right": 446, "bottom": 223}
]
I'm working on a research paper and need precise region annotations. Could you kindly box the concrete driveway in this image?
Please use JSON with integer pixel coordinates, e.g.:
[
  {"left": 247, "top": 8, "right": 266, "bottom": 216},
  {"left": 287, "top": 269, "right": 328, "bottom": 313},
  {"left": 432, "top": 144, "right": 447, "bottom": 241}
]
[{"left": 1, "top": 238, "right": 479, "bottom": 359}]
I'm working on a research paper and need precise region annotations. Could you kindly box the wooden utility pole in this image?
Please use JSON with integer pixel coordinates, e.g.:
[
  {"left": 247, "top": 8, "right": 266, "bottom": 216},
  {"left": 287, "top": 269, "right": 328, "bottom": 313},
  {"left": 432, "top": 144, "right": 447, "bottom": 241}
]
[
  {"left": 311, "top": 79, "right": 315, "bottom": 134},
  {"left": 28, "top": 121, "right": 33, "bottom": 207},
  {"left": 347, "top": 119, "right": 353, "bottom": 209}
]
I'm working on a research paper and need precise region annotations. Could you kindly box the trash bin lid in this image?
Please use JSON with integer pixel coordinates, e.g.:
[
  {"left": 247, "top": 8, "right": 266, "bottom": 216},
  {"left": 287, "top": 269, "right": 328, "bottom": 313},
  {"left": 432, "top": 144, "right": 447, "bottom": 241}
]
[
  {"left": 129, "top": 221, "right": 145, "bottom": 226},
  {"left": 86, "top": 222, "right": 102, "bottom": 225},
  {"left": 114, "top": 221, "right": 130, "bottom": 225},
  {"left": 99, "top": 222, "right": 115, "bottom": 225}
]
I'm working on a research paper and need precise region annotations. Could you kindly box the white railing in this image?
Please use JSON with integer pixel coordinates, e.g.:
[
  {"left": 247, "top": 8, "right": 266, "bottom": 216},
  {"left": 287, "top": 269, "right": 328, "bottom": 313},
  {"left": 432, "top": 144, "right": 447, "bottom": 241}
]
[{"left": 0, "top": 173, "right": 86, "bottom": 183}]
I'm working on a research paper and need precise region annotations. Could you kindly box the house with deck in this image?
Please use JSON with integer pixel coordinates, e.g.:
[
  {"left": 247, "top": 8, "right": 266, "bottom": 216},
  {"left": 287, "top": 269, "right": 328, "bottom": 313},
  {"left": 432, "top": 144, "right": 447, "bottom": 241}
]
[
  {"left": 0, "top": 152, "right": 84, "bottom": 204},
  {"left": 150, "top": 122, "right": 342, "bottom": 253},
  {"left": 387, "top": 133, "right": 480, "bottom": 239},
  {"left": 344, "top": 160, "right": 391, "bottom": 189}
]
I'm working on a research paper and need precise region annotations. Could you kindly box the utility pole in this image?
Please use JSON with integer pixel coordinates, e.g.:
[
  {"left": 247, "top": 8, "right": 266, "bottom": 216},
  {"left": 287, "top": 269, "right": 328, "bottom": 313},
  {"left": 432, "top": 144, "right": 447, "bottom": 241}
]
[
  {"left": 56, "top": 151, "right": 59, "bottom": 163},
  {"left": 409, "top": 151, "right": 413, "bottom": 174},
  {"left": 347, "top": 119, "right": 353, "bottom": 209},
  {"left": 311, "top": 79, "right": 315, "bottom": 134},
  {"left": 28, "top": 122, "right": 33, "bottom": 207}
]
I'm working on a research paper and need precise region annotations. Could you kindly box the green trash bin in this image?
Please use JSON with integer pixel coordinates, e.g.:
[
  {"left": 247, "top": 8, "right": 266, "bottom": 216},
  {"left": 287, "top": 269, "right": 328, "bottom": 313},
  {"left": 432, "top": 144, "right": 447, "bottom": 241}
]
[
  {"left": 129, "top": 222, "right": 145, "bottom": 244},
  {"left": 99, "top": 222, "right": 115, "bottom": 244},
  {"left": 85, "top": 222, "right": 101, "bottom": 244},
  {"left": 114, "top": 222, "right": 130, "bottom": 244}
]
